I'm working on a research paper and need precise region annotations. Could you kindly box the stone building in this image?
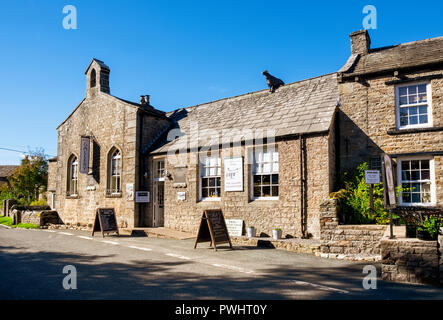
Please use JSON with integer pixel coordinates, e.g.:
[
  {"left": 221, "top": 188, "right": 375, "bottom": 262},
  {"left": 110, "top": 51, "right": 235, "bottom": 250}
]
[
  {"left": 0, "top": 165, "right": 18, "bottom": 188},
  {"left": 338, "top": 30, "right": 443, "bottom": 207},
  {"left": 49, "top": 30, "right": 443, "bottom": 237}
]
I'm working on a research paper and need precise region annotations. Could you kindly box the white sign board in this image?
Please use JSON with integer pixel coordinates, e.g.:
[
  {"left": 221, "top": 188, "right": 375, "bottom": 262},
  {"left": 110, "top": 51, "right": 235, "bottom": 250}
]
[
  {"left": 135, "top": 191, "right": 150, "bottom": 203},
  {"left": 225, "top": 219, "right": 243, "bottom": 236},
  {"left": 365, "top": 170, "right": 380, "bottom": 184},
  {"left": 177, "top": 191, "right": 186, "bottom": 201},
  {"left": 224, "top": 157, "right": 243, "bottom": 192}
]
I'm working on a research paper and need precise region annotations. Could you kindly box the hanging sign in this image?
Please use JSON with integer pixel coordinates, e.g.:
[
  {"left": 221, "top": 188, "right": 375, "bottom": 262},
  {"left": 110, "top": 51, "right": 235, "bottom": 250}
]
[
  {"left": 80, "top": 136, "right": 90, "bottom": 174},
  {"left": 383, "top": 154, "right": 396, "bottom": 206},
  {"left": 224, "top": 157, "right": 243, "bottom": 192}
]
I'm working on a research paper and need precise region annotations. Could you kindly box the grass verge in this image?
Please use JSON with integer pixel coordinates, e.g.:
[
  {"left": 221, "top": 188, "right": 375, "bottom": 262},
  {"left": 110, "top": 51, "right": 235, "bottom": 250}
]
[{"left": 0, "top": 216, "right": 39, "bottom": 229}]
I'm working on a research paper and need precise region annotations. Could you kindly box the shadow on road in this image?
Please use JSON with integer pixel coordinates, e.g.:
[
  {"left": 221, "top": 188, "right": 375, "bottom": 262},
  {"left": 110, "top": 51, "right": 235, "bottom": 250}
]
[{"left": 0, "top": 245, "right": 441, "bottom": 300}]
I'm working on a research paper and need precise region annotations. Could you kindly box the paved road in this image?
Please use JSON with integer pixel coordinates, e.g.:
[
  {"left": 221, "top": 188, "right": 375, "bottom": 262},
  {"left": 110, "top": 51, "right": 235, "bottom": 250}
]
[{"left": 0, "top": 225, "right": 442, "bottom": 300}]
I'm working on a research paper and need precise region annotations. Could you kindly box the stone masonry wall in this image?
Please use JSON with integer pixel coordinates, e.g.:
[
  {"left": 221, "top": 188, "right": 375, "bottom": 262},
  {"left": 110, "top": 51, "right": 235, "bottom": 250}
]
[
  {"left": 338, "top": 69, "right": 443, "bottom": 173},
  {"left": 55, "top": 92, "right": 139, "bottom": 229},
  {"left": 381, "top": 236, "right": 440, "bottom": 285},
  {"left": 151, "top": 133, "right": 333, "bottom": 239},
  {"left": 319, "top": 199, "right": 387, "bottom": 261}
]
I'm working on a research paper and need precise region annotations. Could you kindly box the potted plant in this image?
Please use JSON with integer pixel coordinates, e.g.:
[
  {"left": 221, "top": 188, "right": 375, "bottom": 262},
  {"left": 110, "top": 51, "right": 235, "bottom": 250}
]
[
  {"left": 272, "top": 228, "right": 282, "bottom": 240},
  {"left": 247, "top": 226, "right": 256, "bottom": 238}
]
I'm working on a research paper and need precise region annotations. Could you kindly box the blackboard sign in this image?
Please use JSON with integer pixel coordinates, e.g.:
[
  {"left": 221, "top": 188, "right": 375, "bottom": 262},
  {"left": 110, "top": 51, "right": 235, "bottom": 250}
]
[
  {"left": 92, "top": 208, "right": 119, "bottom": 237},
  {"left": 194, "top": 209, "right": 232, "bottom": 251}
]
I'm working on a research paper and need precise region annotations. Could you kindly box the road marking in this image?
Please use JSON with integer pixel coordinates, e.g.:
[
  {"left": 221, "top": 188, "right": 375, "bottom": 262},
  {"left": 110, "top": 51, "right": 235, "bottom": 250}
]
[
  {"left": 58, "top": 232, "right": 73, "bottom": 236},
  {"left": 211, "top": 263, "right": 255, "bottom": 274},
  {"left": 128, "top": 245, "right": 152, "bottom": 252},
  {"left": 165, "top": 253, "right": 191, "bottom": 260},
  {"left": 78, "top": 236, "right": 94, "bottom": 240},
  {"left": 291, "top": 280, "right": 350, "bottom": 294},
  {"left": 42, "top": 230, "right": 56, "bottom": 233},
  {"left": 102, "top": 240, "right": 119, "bottom": 245}
]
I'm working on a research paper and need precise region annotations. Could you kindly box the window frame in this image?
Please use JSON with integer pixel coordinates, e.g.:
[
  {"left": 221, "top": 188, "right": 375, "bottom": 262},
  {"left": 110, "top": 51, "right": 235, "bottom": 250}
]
[
  {"left": 397, "top": 156, "right": 436, "bottom": 207},
  {"left": 199, "top": 153, "right": 221, "bottom": 201},
  {"left": 249, "top": 146, "right": 279, "bottom": 201},
  {"left": 395, "top": 82, "right": 433, "bottom": 130},
  {"left": 107, "top": 148, "right": 122, "bottom": 195},
  {"left": 153, "top": 159, "right": 166, "bottom": 182},
  {"left": 67, "top": 155, "right": 79, "bottom": 197}
]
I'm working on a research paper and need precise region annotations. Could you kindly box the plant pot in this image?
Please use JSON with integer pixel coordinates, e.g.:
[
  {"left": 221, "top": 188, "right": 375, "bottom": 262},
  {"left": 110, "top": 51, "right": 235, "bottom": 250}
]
[
  {"left": 417, "top": 229, "right": 432, "bottom": 241},
  {"left": 272, "top": 229, "right": 282, "bottom": 240},
  {"left": 247, "top": 227, "right": 256, "bottom": 238}
]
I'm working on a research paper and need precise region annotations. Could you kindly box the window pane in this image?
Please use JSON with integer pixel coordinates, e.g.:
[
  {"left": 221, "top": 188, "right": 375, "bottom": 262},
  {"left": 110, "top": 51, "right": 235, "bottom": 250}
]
[
  {"left": 400, "top": 117, "right": 408, "bottom": 126},
  {"left": 272, "top": 186, "right": 279, "bottom": 197},
  {"left": 262, "top": 175, "right": 270, "bottom": 185},
  {"left": 411, "top": 161, "right": 420, "bottom": 170},
  {"left": 409, "top": 106, "right": 417, "bottom": 115},
  {"left": 263, "top": 163, "right": 271, "bottom": 173},
  {"left": 216, "top": 177, "right": 221, "bottom": 187},
  {"left": 409, "top": 116, "right": 418, "bottom": 125},
  {"left": 209, "top": 178, "right": 215, "bottom": 187},
  {"left": 253, "top": 175, "right": 261, "bottom": 185},
  {"left": 411, "top": 170, "right": 420, "bottom": 180},
  {"left": 418, "top": 94, "right": 427, "bottom": 103},
  {"left": 401, "top": 171, "right": 410, "bottom": 181},
  {"left": 402, "top": 192, "right": 411, "bottom": 203},
  {"left": 262, "top": 186, "right": 271, "bottom": 196},
  {"left": 202, "top": 188, "right": 208, "bottom": 198},
  {"left": 399, "top": 96, "right": 408, "bottom": 105},
  {"left": 417, "top": 84, "right": 426, "bottom": 93},
  {"left": 419, "top": 115, "right": 428, "bottom": 124},
  {"left": 273, "top": 162, "right": 279, "bottom": 173},
  {"left": 401, "top": 161, "right": 409, "bottom": 170},
  {"left": 399, "top": 87, "right": 407, "bottom": 96},
  {"left": 253, "top": 186, "right": 261, "bottom": 197},
  {"left": 421, "top": 160, "right": 430, "bottom": 169},
  {"left": 399, "top": 107, "right": 408, "bottom": 117},
  {"left": 202, "top": 178, "right": 208, "bottom": 187},
  {"left": 272, "top": 174, "right": 278, "bottom": 185},
  {"left": 409, "top": 86, "right": 417, "bottom": 94},
  {"left": 411, "top": 193, "right": 420, "bottom": 203}
]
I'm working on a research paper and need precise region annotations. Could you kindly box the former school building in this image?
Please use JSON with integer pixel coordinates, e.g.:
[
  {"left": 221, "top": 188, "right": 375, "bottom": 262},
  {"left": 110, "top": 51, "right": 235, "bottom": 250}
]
[{"left": 47, "top": 30, "right": 443, "bottom": 239}]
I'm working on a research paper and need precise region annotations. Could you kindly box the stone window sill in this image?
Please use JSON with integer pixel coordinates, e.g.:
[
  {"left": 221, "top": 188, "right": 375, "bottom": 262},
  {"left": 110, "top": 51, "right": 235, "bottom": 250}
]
[
  {"left": 105, "top": 192, "right": 122, "bottom": 198},
  {"left": 66, "top": 194, "right": 79, "bottom": 199},
  {"left": 387, "top": 126, "right": 443, "bottom": 135}
]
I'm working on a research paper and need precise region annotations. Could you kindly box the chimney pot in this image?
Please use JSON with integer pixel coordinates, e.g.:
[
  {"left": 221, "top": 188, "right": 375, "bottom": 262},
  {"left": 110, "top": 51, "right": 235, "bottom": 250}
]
[
  {"left": 144, "top": 95, "right": 150, "bottom": 105},
  {"left": 140, "top": 95, "right": 145, "bottom": 105}
]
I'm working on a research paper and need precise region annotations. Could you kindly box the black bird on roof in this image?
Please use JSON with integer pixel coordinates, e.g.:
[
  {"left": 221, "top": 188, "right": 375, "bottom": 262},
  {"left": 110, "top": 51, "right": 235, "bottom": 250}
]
[{"left": 262, "top": 70, "right": 285, "bottom": 93}]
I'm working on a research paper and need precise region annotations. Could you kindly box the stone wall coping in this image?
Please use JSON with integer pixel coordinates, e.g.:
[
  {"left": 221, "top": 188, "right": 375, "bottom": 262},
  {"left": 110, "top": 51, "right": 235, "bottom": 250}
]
[{"left": 337, "top": 224, "right": 387, "bottom": 230}]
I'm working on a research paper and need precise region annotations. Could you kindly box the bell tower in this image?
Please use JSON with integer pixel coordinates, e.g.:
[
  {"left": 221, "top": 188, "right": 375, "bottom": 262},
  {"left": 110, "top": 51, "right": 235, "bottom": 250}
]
[{"left": 85, "top": 58, "right": 110, "bottom": 98}]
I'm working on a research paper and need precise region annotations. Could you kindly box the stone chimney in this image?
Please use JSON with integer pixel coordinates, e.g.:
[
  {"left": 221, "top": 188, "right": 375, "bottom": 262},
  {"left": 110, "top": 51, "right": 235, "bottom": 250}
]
[
  {"left": 349, "top": 30, "right": 371, "bottom": 55},
  {"left": 144, "top": 95, "right": 150, "bottom": 105}
]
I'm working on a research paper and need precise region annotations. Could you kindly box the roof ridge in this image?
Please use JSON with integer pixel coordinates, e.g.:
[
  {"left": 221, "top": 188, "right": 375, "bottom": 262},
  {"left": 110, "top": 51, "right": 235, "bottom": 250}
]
[{"left": 166, "top": 72, "right": 337, "bottom": 115}]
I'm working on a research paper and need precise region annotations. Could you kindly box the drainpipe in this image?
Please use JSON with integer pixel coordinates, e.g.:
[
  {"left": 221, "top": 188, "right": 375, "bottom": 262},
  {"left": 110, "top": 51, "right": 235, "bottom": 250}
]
[{"left": 299, "top": 133, "right": 305, "bottom": 238}]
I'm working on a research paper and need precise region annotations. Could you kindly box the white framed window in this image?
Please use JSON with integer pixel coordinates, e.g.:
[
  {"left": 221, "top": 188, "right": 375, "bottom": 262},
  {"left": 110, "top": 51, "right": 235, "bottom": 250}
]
[
  {"left": 67, "top": 155, "right": 78, "bottom": 196},
  {"left": 154, "top": 159, "right": 165, "bottom": 181},
  {"left": 396, "top": 82, "right": 432, "bottom": 129},
  {"left": 251, "top": 147, "right": 279, "bottom": 200},
  {"left": 199, "top": 154, "right": 221, "bottom": 200},
  {"left": 397, "top": 157, "right": 436, "bottom": 206},
  {"left": 107, "top": 148, "right": 122, "bottom": 195}
]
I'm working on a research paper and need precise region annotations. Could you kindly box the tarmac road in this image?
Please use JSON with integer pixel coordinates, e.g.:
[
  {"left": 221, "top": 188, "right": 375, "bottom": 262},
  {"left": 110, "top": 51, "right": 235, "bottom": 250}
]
[{"left": 0, "top": 225, "right": 442, "bottom": 300}]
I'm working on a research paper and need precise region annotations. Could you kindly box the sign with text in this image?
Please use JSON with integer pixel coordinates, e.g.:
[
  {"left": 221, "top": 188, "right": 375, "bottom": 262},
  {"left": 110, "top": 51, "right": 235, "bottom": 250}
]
[
  {"left": 194, "top": 209, "right": 233, "bottom": 251},
  {"left": 365, "top": 170, "right": 380, "bottom": 184},
  {"left": 80, "top": 136, "right": 90, "bottom": 174},
  {"left": 92, "top": 208, "right": 119, "bottom": 237},
  {"left": 135, "top": 191, "right": 150, "bottom": 203},
  {"left": 177, "top": 191, "right": 186, "bottom": 201},
  {"left": 383, "top": 154, "right": 396, "bottom": 206},
  {"left": 224, "top": 157, "right": 243, "bottom": 192},
  {"left": 225, "top": 219, "right": 243, "bottom": 236}
]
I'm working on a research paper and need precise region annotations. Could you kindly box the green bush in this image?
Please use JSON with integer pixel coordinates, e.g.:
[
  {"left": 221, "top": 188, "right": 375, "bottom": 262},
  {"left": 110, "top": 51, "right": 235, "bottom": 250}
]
[
  {"left": 331, "top": 162, "right": 390, "bottom": 225},
  {"left": 30, "top": 199, "right": 48, "bottom": 206},
  {"left": 417, "top": 216, "right": 442, "bottom": 240}
]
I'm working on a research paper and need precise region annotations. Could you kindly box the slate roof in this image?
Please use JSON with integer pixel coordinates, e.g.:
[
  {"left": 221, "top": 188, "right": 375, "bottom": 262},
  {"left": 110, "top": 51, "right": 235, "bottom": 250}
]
[
  {"left": 0, "top": 165, "right": 18, "bottom": 178},
  {"left": 340, "top": 36, "right": 443, "bottom": 77},
  {"left": 150, "top": 73, "right": 339, "bottom": 154}
]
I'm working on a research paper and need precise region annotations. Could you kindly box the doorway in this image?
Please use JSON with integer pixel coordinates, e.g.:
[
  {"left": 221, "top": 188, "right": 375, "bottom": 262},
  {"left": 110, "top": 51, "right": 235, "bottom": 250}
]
[{"left": 153, "top": 181, "right": 164, "bottom": 227}]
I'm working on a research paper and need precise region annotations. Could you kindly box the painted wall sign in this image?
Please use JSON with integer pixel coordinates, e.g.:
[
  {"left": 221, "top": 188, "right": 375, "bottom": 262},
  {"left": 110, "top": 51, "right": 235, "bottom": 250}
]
[
  {"left": 80, "top": 136, "right": 90, "bottom": 174},
  {"left": 365, "top": 170, "right": 380, "bottom": 184},
  {"left": 135, "top": 191, "right": 150, "bottom": 203},
  {"left": 224, "top": 157, "right": 243, "bottom": 192},
  {"left": 177, "top": 191, "right": 186, "bottom": 201},
  {"left": 225, "top": 219, "right": 243, "bottom": 236}
]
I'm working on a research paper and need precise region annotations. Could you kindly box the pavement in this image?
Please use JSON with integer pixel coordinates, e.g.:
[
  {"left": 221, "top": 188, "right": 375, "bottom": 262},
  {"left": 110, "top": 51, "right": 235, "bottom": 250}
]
[{"left": 0, "top": 225, "right": 442, "bottom": 300}]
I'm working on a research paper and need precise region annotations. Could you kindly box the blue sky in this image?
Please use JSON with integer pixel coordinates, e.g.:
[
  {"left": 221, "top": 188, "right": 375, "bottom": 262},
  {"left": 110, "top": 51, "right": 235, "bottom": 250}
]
[{"left": 0, "top": 0, "right": 442, "bottom": 164}]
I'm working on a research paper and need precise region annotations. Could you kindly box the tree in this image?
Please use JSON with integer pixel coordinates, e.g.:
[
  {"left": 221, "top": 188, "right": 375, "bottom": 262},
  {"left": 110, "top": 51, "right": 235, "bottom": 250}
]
[{"left": 9, "top": 150, "right": 48, "bottom": 204}]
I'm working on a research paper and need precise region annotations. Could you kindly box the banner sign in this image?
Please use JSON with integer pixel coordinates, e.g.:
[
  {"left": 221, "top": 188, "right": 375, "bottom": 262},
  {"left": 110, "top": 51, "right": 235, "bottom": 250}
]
[
  {"left": 80, "top": 136, "right": 90, "bottom": 174},
  {"left": 224, "top": 157, "right": 243, "bottom": 192}
]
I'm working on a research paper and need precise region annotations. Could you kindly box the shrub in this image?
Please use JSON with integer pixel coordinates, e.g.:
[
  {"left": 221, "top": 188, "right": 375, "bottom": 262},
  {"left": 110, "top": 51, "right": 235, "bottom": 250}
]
[
  {"left": 331, "top": 162, "right": 390, "bottom": 225},
  {"left": 417, "top": 216, "right": 442, "bottom": 240},
  {"left": 30, "top": 199, "right": 48, "bottom": 206}
]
